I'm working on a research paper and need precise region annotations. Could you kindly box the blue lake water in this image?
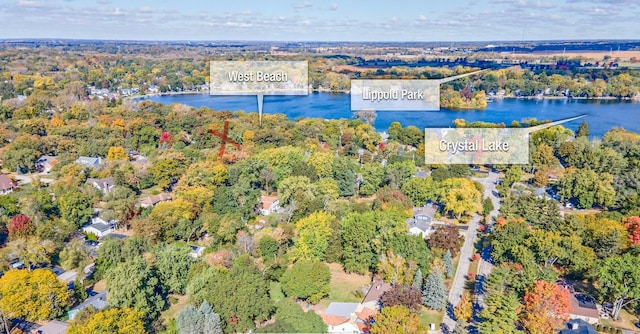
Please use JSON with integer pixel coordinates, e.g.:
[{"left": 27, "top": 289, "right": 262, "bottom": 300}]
[{"left": 137, "top": 93, "right": 640, "bottom": 138}]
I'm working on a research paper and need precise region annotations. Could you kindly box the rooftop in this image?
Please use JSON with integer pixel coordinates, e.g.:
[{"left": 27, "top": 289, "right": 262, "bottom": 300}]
[
  {"left": 362, "top": 278, "right": 392, "bottom": 304},
  {"left": 325, "top": 302, "right": 360, "bottom": 318}
]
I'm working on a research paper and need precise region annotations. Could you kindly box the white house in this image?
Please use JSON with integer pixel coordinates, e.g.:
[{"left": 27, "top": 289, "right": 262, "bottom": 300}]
[
  {"left": 35, "top": 155, "right": 58, "bottom": 173},
  {"left": 82, "top": 217, "right": 115, "bottom": 238},
  {"left": 320, "top": 302, "right": 374, "bottom": 333},
  {"left": 258, "top": 196, "right": 280, "bottom": 215}
]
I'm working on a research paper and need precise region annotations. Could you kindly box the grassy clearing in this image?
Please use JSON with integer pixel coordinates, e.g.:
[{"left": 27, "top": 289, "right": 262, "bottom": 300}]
[
  {"left": 270, "top": 281, "right": 285, "bottom": 303},
  {"left": 316, "top": 263, "right": 371, "bottom": 309},
  {"left": 160, "top": 294, "right": 188, "bottom": 323},
  {"left": 600, "top": 308, "right": 639, "bottom": 331},
  {"left": 419, "top": 307, "right": 444, "bottom": 328}
]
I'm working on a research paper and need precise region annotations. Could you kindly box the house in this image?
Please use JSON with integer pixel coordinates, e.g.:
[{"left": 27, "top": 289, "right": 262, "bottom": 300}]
[
  {"left": 568, "top": 292, "right": 600, "bottom": 325},
  {"left": 32, "top": 320, "right": 69, "bottom": 334},
  {"left": 82, "top": 217, "right": 115, "bottom": 238},
  {"left": 139, "top": 193, "right": 173, "bottom": 208},
  {"left": 35, "top": 155, "right": 58, "bottom": 173},
  {"left": 361, "top": 278, "right": 392, "bottom": 310},
  {"left": 56, "top": 269, "right": 77, "bottom": 286},
  {"left": 68, "top": 290, "right": 108, "bottom": 320},
  {"left": 406, "top": 203, "right": 440, "bottom": 238},
  {"left": 407, "top": 220, "right": 433, "bottom": 238},
  {"left": 86, "top": 177, "right": 115, "bottom": 194},
  {"left": 189, "top": 245, "right": 206, "bottom": 258},
  {"left": 413, "top": 203, "right": 439, "bottom": 223},
  {"left": 320, "top": 302, "right": 374, "bottom": 334},
  {"left": 0, "top": 174, "right": 15, "bottom": 194},
  {"left": 259, "top": 195, "right": 280, "bottom": 215},
  {"left": 75, "top": 156, "right": 102, "bottom": 168},
  {"left": 559, "top": 319, "right": 598, "bottom": 334}
]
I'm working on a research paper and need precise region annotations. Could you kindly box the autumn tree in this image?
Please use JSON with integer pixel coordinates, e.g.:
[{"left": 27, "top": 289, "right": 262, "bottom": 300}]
[
  {"left": 7, "top": 214, "right": 33, "bottom": 240},
  {"left": 280, "top": 261, "right": 331, "bottom": 304},
  {"left": 624, "top": 216, "right": 640, "bottom": 246},
  {"left": 440, "top": 178, "right": 482, "bottom": 218},
  {"left": 429, "top": 224, "right": 464, "bottom": 256},
  {"left": 370, "top": 305, "right": 426, "bottom": 334},
  {"left": 454, "top": 292, "right": 472, "bottom": 322},
  {"left": 377, "top": 249, "right": 414, "bottom": 284},
  {"left": 380, "top": 284, "right": 422, "bottom": 311},
  {"left": 107, "top": 146, "right": 129, "bottom": 161},
  {"left": 520, "top": 280, "right": 572, "bottom": 334},
  {"left": 68, "top": 308, "right": 147, "bottom": 334},
  {"left": 291, "top": 212, "right": 334, "bottom": 261},
  {"left": 7, "top": 237, "right": 56, "bottom": 269},
  {"left": 0, "top": 269, "right": 70, "bottom": 321}
]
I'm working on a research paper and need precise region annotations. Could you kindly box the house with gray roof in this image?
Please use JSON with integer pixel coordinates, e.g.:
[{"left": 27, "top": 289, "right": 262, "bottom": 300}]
[
  {"left": 86, "top": 177, "right": 115, "bottom": 194},
  {"left": 68, "top": 290, "right": 108, "bottom": 320},
  {"left": 76, "top": 156, "right": 102, "bottom": 168}
]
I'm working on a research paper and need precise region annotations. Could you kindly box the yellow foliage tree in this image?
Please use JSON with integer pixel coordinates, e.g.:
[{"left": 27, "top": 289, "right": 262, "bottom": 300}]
[
  {"left": 107, "top": 146, "right": 129, "bottom": 161},
  {"left": 68, "top": 308, "right": 147, "bottom": 334},
  {"left": 454, "top": 292, "right": 473, "bottom": 322},
  {"left": 0, "top": 269, "right": 70, "bottom": 320}
]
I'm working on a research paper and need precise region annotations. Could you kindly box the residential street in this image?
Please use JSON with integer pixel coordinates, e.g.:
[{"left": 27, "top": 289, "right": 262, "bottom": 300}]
[{"left": 441, "top": 171, "right": 499, "bottom": 333}]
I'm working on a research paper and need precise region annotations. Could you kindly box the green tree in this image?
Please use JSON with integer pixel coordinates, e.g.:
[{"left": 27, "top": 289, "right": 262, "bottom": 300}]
[
  {"left": 59, "top": 238, "right": 90, "bottom": 271},
  {"left": 186, "top": 256, "right": 272, "bottom": 333},
  {"left": 0, "top": 269, "right": 71, "bottom": 321},
  {"left": 478, "top": 290, "right": 521, "bottom": 334},
  {"left": 576, "top": 121, "right": 589, "bottom": 138},
  {"left": 280, "top": 261, "right": 331, "bottom": 304},
  {"left": 385, "top": 160, "right": 417, "bottom": 189},
  {"left": 176, "top": 301, "right": 223, "bottom": 334},
  {"left": 559, "top": 168, "right": 615, "bottom": 208},
  {"left": 154, "top": 244, "right": 197, "bottom": 294},
  {"left": 333, "top": 157, "right": 356, "bottom": 197},
  {"left": 401, "top": 176, "right": 437, "bottom": 206},
  {"left": 259, "top": 235, "right": 279, "bottom": 259},
  {"left": 388, "top": 122, "right": 403, "bottom": 141},
  {"left": 359, "top": 163, "right": 385, "bottom": 196},
  {"left": 58, "top": 189, "right": 93, "bottom": 227},
  {"left": 596, "top": 253, "right": 640, "bottom": 320},
  {"left": 412, "top": 268, "right": 423, "bottom": 291},
  {"left": 443, "top": 250, "right": 455, "bottom": 278},
  {"left": 257, "top": 300, "right": 327, "bottom": 333},
  {"left": 105, "top": 257, "right": 166, "bottom": 322},
  {"left": 422, "top": 268, "right": 447, "bottom": 310}
]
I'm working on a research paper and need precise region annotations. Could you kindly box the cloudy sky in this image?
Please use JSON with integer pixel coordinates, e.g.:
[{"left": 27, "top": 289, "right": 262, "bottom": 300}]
[{"left": 0, "top": 0, "right": 638, "bottom": 41}]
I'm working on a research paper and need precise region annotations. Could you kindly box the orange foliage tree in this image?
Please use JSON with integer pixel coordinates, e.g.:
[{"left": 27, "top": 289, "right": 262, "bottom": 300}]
[
  {"left": 624, "top": 216, "right": 640, "bottom": 246},
  {"left": 521, "top": 280, "right": 572, "bottom": 334}
]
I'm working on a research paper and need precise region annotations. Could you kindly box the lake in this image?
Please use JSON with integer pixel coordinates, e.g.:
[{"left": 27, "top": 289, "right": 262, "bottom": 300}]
[{"left": 136, "top": 93, "right": 640, "bottom": 138}]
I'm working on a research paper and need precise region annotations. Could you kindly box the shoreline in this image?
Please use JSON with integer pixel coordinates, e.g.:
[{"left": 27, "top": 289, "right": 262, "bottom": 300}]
[{"left": 130, "top": 90, "right": 638, "bottom": 102}]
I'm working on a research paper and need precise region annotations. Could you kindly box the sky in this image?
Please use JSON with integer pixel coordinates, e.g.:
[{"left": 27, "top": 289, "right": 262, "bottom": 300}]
[{"left": 0, "top": 0, "right": 638, "bottom": 41}]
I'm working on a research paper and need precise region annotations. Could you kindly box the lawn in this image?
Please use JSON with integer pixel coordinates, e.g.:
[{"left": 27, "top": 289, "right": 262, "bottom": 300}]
[
  {"left": 316, "top": 263, "right": 371, "bottom": 309},
  {"left": 160, "top": 294, "right": 188, "bottom": 324},
  {"left": 599, "top": 308, "right": 639, "bottom": 331},
  {"left": 419, "top": 307, "right": 444, "bottom": 328}
]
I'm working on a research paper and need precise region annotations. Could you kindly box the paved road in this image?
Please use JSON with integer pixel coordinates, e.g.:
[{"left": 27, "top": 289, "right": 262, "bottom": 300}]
[
  {"left": 441, "top": 171, "right": 500, "bottom": 333},
  {"left": 474, "top": 172, "right": 499, "bottom": 311}
]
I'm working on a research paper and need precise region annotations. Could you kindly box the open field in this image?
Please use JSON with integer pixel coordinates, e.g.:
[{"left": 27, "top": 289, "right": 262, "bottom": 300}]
[{"left": 315, "top": 263, "right": 371, "bottom": 309}]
